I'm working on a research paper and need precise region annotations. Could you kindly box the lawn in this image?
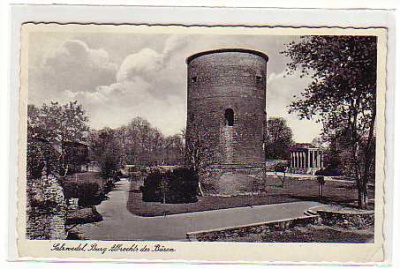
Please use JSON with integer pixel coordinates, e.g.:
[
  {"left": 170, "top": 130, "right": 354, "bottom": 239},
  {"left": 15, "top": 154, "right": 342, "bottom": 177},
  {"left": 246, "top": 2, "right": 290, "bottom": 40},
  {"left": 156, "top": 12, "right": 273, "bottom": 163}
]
[
  {"left": 127, "top": 190, "right": 300, "bottom": 217},
  {"left": 127, "top": 173, "right": 374, "bottom": 216},
  {"left": 265, "top": 174, "right": 375, "bottom": 209}
]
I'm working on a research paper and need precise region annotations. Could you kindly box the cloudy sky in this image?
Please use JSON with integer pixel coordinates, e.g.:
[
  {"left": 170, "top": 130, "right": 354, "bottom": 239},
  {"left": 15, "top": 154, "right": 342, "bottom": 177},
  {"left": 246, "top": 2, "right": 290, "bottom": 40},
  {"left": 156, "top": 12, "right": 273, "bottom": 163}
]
[{"left": 27, "top": 28, "right": 322, "bottom": 143}]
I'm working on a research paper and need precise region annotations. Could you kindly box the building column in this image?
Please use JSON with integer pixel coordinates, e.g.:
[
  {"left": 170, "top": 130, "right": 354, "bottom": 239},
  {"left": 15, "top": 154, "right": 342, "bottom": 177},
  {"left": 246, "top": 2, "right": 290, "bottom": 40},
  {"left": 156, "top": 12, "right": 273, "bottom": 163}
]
[
  {"left": 292, "top": 152, "right": 295, "bottom": 168},
  {"left": 310, "top": 150, "right": 314, "bottom": 168},
  {"left": 297, "top": 152, "right": 301, "bottom": 168},
  {"left": 300, "top": 152, "right": 304, "bottom": 168},
  {"left": 297, "top": 152, "right": 300, "bottom": 168},
  {"left": 312, "top": 150, "right": 316, "bottom": 168},
  {"left": 293, "top": 152, "right": 296, "bottom": 168}
]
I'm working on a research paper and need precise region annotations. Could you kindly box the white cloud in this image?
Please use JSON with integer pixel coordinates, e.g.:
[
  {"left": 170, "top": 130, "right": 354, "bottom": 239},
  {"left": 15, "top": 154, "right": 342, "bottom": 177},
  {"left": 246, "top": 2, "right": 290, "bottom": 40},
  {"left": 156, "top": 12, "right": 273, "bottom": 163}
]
[
  {"left": 116, "top": 48, "right": 163, "bottom": 82},
  {"left": 28, "top": 33, "right": 321, "bottom": 141},
  {"left": 267, "top": 70, "right": 322, "bottom": 143},
  {"left": 29, "top": 39, "right": 118, "bottom": 104}
]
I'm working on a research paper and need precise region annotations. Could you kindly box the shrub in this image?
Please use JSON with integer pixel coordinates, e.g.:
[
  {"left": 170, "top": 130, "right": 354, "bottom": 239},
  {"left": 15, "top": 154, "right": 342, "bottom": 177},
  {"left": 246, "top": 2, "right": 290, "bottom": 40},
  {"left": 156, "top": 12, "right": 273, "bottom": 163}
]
[
  {"left": 141, "top": 167, "right": 198, "bottom": 203},
  {"left": 315, "top": 165, "right": 342, "bottom": 176},
  {"left": 165, "top": 168, "right": 198, "bottom": 203},
  {"left": 62, "top": 180, "right": 105, "bottom": 206},
  {"left": 274, "top": 162, "right": 287, "bottom": 173},
  {"left": 141, "top": 170, "right": 163, "bottom": 202}
]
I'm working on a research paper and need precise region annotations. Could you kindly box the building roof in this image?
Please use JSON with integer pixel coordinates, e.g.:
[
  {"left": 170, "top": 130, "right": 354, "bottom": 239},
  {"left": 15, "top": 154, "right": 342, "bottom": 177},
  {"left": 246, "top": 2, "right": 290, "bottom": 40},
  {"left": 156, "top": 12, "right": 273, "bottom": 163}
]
[
  {"left": 186, "top": 48, "right": 269, "bottom": 64},
  {"left": 290, "top": 143, "right": 322, "bottom": 151}
]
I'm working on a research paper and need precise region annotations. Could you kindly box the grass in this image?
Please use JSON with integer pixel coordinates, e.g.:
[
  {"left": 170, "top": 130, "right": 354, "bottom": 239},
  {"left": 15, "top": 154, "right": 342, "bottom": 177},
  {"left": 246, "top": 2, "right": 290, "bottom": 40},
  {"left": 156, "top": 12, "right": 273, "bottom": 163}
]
[
  {"left": 127, "top": 173, "right": 374, "bottom": 216},
  {"left": 127, "top": 185, "right": 300, "bottom": 217},
  {"left": 265, "top": 174, "right": 375, "bottom": 210}
]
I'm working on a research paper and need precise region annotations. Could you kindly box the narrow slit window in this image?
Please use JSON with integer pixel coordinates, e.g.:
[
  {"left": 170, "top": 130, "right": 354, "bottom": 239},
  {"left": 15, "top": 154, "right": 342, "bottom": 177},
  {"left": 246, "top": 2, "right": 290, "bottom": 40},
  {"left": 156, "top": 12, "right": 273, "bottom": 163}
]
[
  {"left": 191, "top": 76, "right": 198, "bottom": 83},
  {"left": 225, "top": 109, "right": 234, "bottom": 126}
]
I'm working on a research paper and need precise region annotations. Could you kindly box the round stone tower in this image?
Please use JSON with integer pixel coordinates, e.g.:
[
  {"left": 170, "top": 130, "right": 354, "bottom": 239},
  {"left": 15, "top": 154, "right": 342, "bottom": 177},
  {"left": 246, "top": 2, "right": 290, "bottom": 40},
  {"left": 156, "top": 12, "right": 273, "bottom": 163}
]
[{"left": 186, "top": 49, "right": 268, "bottom": 195}]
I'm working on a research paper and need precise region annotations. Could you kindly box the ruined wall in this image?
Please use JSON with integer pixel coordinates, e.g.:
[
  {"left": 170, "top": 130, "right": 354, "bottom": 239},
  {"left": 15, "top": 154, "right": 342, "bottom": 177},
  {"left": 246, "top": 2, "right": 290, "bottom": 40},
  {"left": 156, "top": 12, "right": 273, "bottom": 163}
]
[
  {"left": 26, "top": 173, "right": 67, "bottom": 240},
  {"left": 186, "top": 49, "right": 268, "bottom": 195}
]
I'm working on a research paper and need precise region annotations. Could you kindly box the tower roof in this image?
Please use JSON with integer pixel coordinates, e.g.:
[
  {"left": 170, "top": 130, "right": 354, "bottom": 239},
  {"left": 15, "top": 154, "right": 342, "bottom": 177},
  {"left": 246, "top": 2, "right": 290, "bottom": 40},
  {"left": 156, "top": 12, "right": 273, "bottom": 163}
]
[{"left": 186, "top": 48, "right": 269, "bottom": 64}]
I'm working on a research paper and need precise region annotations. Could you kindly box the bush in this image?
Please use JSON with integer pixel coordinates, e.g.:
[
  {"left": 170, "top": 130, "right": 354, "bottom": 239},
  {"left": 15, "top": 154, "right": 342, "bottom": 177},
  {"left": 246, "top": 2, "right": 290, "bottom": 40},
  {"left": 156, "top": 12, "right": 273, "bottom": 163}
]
[
  {"left": 141, "top": 171, "right": 163, "bottom": 202},
  {"left": 274, "top": 162, "right": 287, "bottom": 173},
  {"left": 315, "top": 165, "right": 342, "bottom": 176},
  {"left": 165, "top": 168, "right": 198, "bottom": 203},
  {"left": 141, "top": 167, "right": 198, "bottom": 203},
  {"left": 63, "top": 180, "right": 105, "bottom": 206}
]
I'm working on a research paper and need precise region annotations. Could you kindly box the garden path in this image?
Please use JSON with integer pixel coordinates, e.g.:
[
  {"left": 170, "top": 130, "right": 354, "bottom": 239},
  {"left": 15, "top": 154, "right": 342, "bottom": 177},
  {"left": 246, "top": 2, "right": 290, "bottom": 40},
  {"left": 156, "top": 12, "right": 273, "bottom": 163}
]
[{"left": 80, "top": 180, "right": 321, "bottom": 241}]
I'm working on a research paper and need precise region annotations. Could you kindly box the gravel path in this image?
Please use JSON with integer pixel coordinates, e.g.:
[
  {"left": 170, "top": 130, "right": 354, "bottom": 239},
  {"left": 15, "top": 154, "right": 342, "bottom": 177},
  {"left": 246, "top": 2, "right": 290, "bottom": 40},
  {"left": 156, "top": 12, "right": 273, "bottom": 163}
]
[{"left": 79, "top": 180, "right": 321, "bottom": 241}]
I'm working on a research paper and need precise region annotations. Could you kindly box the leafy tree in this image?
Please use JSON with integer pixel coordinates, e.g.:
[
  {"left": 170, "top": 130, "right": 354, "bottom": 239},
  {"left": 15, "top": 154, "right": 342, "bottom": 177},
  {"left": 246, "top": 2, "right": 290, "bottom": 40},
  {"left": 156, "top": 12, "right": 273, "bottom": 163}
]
[
  {"left": 265, "top": 117, "right": 294, "bottom": 160},
  {"left": 27, "top": 101, "right": 90, "bottom": 177},
  {"left": 282, "top": 35, "right": 377, "bottom": 209},
  {"left": 89, "top": 128, "right": 122, "bottom": 179},
  {"left": 185, "top": 117, "right": 212, "bottom": 173},
  {"left": 164, "top": 134, "right": 185, "bottom": 165},
  {"left": 98, "top": 116, "right": 185, "bottom": 168},
  {"left": 28, "top": 101, "right": 89, "bottom": 143}
]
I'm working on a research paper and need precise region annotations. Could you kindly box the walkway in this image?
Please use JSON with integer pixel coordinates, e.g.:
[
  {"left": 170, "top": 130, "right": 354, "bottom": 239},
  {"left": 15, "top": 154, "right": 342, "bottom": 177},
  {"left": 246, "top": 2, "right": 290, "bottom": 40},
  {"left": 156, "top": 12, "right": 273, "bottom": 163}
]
[{"left": 79, "top": 180, "right": 321, "bottom": 241}]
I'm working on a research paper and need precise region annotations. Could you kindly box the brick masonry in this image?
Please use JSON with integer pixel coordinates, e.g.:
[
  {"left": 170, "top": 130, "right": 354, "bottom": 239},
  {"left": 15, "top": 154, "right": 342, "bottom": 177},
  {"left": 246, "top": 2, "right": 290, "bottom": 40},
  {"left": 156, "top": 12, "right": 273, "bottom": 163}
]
[
  {"left": 186, "top": 49, "right": 268, "bottom": 195},
  {"left": 26, "top": 173, "right": 67, "bottom": 239}
]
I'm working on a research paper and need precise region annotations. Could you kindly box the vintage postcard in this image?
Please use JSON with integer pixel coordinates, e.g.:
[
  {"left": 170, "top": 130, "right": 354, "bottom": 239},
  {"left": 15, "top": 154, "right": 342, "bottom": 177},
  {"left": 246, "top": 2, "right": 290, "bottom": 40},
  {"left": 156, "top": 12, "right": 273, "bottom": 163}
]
[{"left": 16, "top": 22, "right": 388, "bottom": 263}]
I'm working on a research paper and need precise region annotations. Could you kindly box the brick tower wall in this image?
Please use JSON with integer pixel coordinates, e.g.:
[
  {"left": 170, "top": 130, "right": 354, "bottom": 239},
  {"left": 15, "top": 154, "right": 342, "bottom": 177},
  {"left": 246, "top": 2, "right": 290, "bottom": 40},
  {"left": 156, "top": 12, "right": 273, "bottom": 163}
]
[{"left": 186, "top": 49, "right": 268, "bottom": 195}]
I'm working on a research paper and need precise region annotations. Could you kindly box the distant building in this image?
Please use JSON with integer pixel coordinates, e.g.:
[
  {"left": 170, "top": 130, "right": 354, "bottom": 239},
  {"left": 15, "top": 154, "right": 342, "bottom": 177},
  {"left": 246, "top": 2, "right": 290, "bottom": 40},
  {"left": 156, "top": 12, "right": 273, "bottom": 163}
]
[
  {"left": 290, "top": 143, "right": 324, "bottom": 174},
  {"left": 62, "top": 141, "right": 89, "bottom": 173}
]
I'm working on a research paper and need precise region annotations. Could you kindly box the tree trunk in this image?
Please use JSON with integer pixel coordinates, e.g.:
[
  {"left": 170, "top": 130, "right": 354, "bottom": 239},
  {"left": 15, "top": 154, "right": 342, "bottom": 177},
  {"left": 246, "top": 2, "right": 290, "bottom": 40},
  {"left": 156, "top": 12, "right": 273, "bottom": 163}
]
[
  {"left": 319, "top": 184, "right": 323, "bottom": 199},
  {"left": 358, "top": 186, "right": 369, "bottom": 209}
]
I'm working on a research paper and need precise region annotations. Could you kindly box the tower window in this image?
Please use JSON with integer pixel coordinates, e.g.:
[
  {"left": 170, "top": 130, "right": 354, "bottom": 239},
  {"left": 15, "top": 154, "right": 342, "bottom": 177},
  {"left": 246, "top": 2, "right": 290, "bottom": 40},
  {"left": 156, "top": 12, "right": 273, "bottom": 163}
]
[
  {"left": 191, "top": 76, "right": 198, "bottom": 83},
  {"left": 225, "top": 109, "right": 234, "bottom": 126},
  {"left": 255, "top": 75, "right": 263, "bottom": 83}
]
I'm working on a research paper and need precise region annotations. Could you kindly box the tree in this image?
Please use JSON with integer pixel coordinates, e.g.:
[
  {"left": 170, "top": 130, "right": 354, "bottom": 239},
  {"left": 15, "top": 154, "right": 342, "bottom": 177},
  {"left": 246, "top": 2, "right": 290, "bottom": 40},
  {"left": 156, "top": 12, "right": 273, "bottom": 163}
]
[
  {"left": 89, "top": 128, "right": 122, "bottom": 179},
  {"left": 27, "top": 101, "right": 90, "bottom": 177},
  {"left": 282, "top": 35, "right": 377, "bottom": 209},
  {"left": 185, "top": 117, "right": 212, "bottom": 173},
  {"left": 28, "top": 101, "right": 89, "bottom": 143},
  {"left": 164, "top": 134, "right": 185, "bottom": 165},
  {"left": 265, "top": 117, "right": 294, "bottom": 160}
]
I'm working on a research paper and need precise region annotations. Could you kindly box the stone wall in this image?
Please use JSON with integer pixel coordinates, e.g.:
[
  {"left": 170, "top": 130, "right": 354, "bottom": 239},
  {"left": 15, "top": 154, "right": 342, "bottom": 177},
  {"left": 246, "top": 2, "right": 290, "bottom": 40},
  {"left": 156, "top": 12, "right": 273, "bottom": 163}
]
[
  {"left": 187, "top": 215, "right": 318, "bottom": 242},
  {"left": 26, "top": 173, "right": 67, "bottom": 240},
  {"left": 317, "top": 210, "right": 374, "bottom": 229},
  {"left": 200, "top": 164, "right": 266, "bottom": 195}
]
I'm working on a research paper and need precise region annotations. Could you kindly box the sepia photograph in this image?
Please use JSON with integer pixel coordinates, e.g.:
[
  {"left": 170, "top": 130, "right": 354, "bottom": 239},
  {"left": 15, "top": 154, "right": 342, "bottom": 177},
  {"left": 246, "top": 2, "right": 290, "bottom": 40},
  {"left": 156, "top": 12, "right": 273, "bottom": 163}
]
[{"left": 16, "top": 22, "right": 388, "bottom": 262}]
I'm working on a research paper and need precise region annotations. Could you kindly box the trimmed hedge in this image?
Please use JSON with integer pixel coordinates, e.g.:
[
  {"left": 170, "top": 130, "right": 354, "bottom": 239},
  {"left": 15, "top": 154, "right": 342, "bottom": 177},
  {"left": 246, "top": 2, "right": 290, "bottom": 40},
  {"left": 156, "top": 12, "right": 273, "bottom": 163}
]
[{"left": 141, "top": 167, "right": 198, "bottom": 203}]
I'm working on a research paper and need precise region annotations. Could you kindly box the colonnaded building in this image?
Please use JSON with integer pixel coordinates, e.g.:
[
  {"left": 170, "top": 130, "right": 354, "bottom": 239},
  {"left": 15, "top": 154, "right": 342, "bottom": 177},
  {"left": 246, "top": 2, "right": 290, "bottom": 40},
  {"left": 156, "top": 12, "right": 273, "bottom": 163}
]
[
  {"left": 185, "top": 49, "right": 268, "bottom": 195},
  {"left": 289, "top": 143, "right": 324, "bottom": 174}
]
